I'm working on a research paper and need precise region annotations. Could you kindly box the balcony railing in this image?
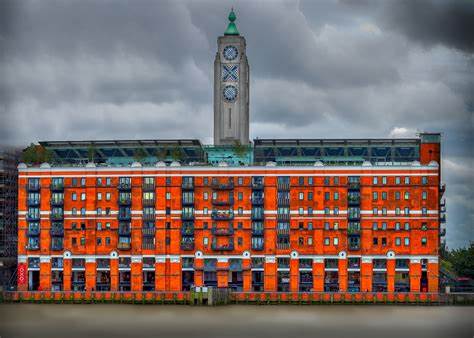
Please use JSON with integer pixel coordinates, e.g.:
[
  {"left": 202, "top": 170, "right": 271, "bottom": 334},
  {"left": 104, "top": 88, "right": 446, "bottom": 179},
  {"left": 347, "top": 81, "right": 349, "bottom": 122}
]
[
  {"left": 27, "top": 244, "right": 40, "bottom": 250},
  {"left": 51, "top": 243, "right": 64, "bottom": 251},
  {"left": 27, "top": 227, "right": 40, "bottom": 236},
  {"left": 118, "top": 182, "right": 132, "bottom": 191},
  {"left": 276, "top": 242, "right": 290, "bottom": 250},
  {"left": 251, "top": 197, "right": 264, "bottom": 205},
  {"left": 118, "top": 198, "right": 131, "bottom": 206},
  {"left": 347, "top": 196, "right": 360, "bottom": 206},
  {"left": 27, "top": 183, "right": 40, "bottom": 191},
  {"left": 277, "top": 198, "right": 290, "bottom": 206},
  {"left": 211, "top": 240, "right": 234, "bottom": 251},
  {"left": 181, "top": 181, "right": 194, "bottom": 190},
  {"left": 277, "top": 214, "right": 290, "bottom": 221},
  {"left": 27, "top": 199, "right": 40, "bottom": 207},
  {"left": 117, "top": 242, "right": 131, "bottom": 250},
  {"left": 50, "top": 226, "right": 64, "bottom": 236},
  {"left": 251, "top": 226, "right": 264, "bottom": 236},
  {"left": 211, "top": 210, "right": 234, "bottom": 220},
  {"left": 142, "top": 199, "right": 155, "bottom": 207},
  {"left": 27, "top": 214, "right": 40, "bottom": 222},
  {"left": 211, "top": 181, "right": 234, "bottom": 190},
  {"left": 251, "top": 181, "right": 264, "bottom": 190},
  {"left": 142, "top": 227, "right": 155, "bottom": 236},
  {"left": 211, "top": 225, "right": 234, "bottom": 236},
  {"left": 50, "top": 213, "right": 64, "bottom": 221},
  {"left": 50, "top": 199, "right": 64, "bottom": 207},
  {"left": 142, "top": 213, "right": 155, "bottom": 221},
  {"left": 182, "top": 198, "right": 195, "bottom": 206},
  {"left": 50, "top": 182, "right": 64, "bottom": 191},
  {"left": 181, "top": 212, "right": 195, "bottom": 221},
  {"left": 347, "top": 223, "right": 361, "bottom": 235},
  {"left": 118, "top": 213, "right": 131, "bottom": 221},
  {"left": 277, "top": 183, "right": 290, "bottom": 191},
  {"left": 252, "top": 242, "right": 264, "bottom": 251},
  {"left": 142, "top": 183, "right": 155, "bottom": 191},
  {"left": 348, "top": 213, "right": 360, "bottom": 221},
  {"left": 180, "top": 241, "right": 195, "bottom": 251},
  {"left": 211, "top": 197, "right": 234, "bottom": 206},
  {"left": 181, "top": 224, "right": 194, "bottom": 236},
  {"left": 348, "top": 242, "right": 360, "bottom": 251},
  {"left": 251, "top": 212, "right": 264, "bottom": 221},
  {"left": 118, "top": 225, "right": 131, "bottom": 236},
  {"left": 348, "top": 182, "right": 360, "bottom": 190}
]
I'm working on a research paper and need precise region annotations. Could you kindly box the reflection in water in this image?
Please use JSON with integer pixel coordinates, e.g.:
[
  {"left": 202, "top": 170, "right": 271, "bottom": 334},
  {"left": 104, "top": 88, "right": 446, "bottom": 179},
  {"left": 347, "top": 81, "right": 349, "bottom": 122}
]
[{"left": 0, "top": 304, "right": 472, "bottom": 338}]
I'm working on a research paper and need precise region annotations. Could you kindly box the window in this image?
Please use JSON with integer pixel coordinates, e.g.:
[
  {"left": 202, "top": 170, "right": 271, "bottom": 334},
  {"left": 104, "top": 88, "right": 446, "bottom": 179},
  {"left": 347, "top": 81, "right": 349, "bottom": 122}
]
[
  {"left": 72, "top": 208, "right": 77, "bottom": 216},
  {"left": 81, "top": 193, "right": 86, "bottom": 201},
  {"left": 308, "top": 177, "right": 313, "bottom": 185},
  {"left": 299, "top": 207, "right": 304, "bottom": 215},
  {"left": 333, "top": 237, "right": 339, "bottom": 246},
  {"left": 97, "top": 208, "right": 102, "bottom": 215},
  {"left": 382, "top": 208, "right": 387, "bottom": 216},
  {"left": 299, "top": 237, "right": 304, "bottom": 246},
  {"left": 97, "top": 178, "right": 102, "bottom": 186},
  {"left": 421, "top": 223, "right": 428, "bottom": 231},
  {"left": 333, "top": 222, "right": 339, "bottom": 230},
  {"left": 404, "top": 192, "right": 410, "bottom": 200},
  {"left": 382, "top": 192, "right": 387, "bottom": 200},
  {"left": 203, "top": 207, "right": 208, "bottom": 215},
  {"left": 238, "top": 237, "right": 243, "bottom": 246},
  {"left": 106, "top": 192, "right": 111, "bottom": 201},
  {"left": 324, "top": 192, "right": 330, "bottom": 201},
  {"left": 203, "top": 192, "right": 208, "bottom": 200},
  {"left": 80, "top": 237, "right": 86, "bottom": 246},
  {"left": 308, "top": 222, "right": 313, "bottom": 230},
  {"left": 72, "top": 222, "right": 77, "bottom": 230},
  {"left": 334, "top": 207, "right": 339, "bottom": 215},
  {"left": 299, "top": 177, "right": 304, "bottom": 186},
  {"left": 381, "top": 237, "right": 387, "bottom": 246},
  {"left": 166, "top": 192, "right": 171, "bottom": 200},
  {"left": 81, "top": 178, "right": 86, "bottom": 187},
  {"left": 238, "top": 177, "right": 243, "bottom": 185},
  {"left": 324, "top": 238, "right": 330, "bottom": 245},
  {"left": 404, "top": 177, "right": 410, "bottom": 184},
  {"left": 106, "top": 178, "right": 111, "bottom": 186},
  {"left": 373, "top": 207, "right": 378, "bottom": 215},
  {"left": 382, "top": 176, "right": 387, "bottom": 185},
  {"left": 381, "top": 222, "right": 387, "bottom": 230},
  {"left": 97, "top": 222, "right": 102, "bottom": 230},
  {"left": 404, "top": 207, "right": 410, "bottom": 215},
  {"left": 299, "top": 222, "right": 304, "bottom": 230},
  {"left": 373, "top": 192, "right": 378, "bottom": 201},
  {"left": 106, "top": 207, "right": 110, "bottom": 215},
  {"left": 72, "top": 237, "right": 77, "bottom": 245},
  {"left": 422, "top": 176, "right": 428, "bottom": 185},
  {"left": 422, "top": 191, "right": 427, "bottom": 200},
  {"left": 421, "top": 237, "right": 427, "bottom": 246},
  {"left": 72, "top": 178, "right": 78, "bottom": 186},
  {"left": 334, "top": 192, "right": 339, "bottom": 200},
  {"left": 237, "top": 222, "right": 242, "bottom": 229},
  {"left": 373, "top": 237, "right": 378, "bottom": 245},
  {"left": 373, "top": 177, "right": 378, "bottom": 184},
  {"left": 395, "top": 191, "right": 400, "bottom": 200},
  {"left": 203, "top": 237, "right": 208, "bottom": 245},
  {"left": 308, "top": 207, "right": 313, "bottom": 215},
  {"left": 324, "top": 222, "right": 330, "bottom": 230},
  {"left": 299, "top": 192, "right": 304, "bottom": 200},
  {"left": 404, "top": 237, "right": 410, "bottom": 246},
  {"left": 395, "top": 237, "right": 401, "bottom": 246},
  {"left": 97, "top": 238, "right": 102, "bottom": 245},
  {"left": 166, "top": 177, "right": 171, "bottom": 185},
  {"left": 308, "top": 237, "right": 313, "bottom": 245},
  {"left": 373, "top": 222, "right": 378, "bottom": 230},
  {"left": 106, "top": 222, "right": 110, "bottom": 229},
  {"left": 81, "top": 208, "right": 86, "bottom": 216},
  {"left": 203, "top": 177, "right": 209, "bottom": 185},
  {"left": 308, "top": 192, "right": 313, "bottom": 200},
  {"left": 238, "top": 192, "right": 243, "bottom": 201},
  {"left": 324, "top": 207, "right": 330, "bottom": 215},
  {"left": 422, "top": 207, "right": 427, "bottom": 216},
  {"left": 238, "top": 207, "right": 243, "bottom": 215},
  {"left": 404, "top": 222, "right": 410, "bottom": 230},
  {"left": 395, "top": 177, "right": 401, "bottom": 185},
  {"left": 72, "top": 193, "right": 77, "bottom": 201},
  {"left": 324, "top": 177, "right": 330, "bottom": 185}
]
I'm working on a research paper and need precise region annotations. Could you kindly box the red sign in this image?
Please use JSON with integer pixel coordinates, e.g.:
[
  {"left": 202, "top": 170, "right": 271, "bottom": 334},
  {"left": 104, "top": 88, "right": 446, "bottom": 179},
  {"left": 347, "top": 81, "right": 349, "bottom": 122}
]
[{"left": 17, "top": 263, "right": 27, "bottom": 286}]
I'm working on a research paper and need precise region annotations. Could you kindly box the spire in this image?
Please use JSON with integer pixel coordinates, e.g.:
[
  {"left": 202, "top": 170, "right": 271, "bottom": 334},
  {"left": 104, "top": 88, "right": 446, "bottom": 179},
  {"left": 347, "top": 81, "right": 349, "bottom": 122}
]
[{"left": 224, "top": 8, "right": 239, "bottom": 36}]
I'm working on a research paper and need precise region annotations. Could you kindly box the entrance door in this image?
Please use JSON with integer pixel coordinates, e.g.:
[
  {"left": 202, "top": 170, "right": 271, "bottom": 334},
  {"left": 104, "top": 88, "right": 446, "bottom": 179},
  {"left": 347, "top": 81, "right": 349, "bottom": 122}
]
[{"left": 28, "top": 271, "right": 39, "bottom": 291}]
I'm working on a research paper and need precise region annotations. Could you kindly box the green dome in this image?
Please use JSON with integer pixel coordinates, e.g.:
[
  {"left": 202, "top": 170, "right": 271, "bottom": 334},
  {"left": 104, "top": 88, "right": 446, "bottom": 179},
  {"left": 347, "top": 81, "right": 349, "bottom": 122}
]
[{"left": 224, "top": 9, "right": 239, "bottom": 35}]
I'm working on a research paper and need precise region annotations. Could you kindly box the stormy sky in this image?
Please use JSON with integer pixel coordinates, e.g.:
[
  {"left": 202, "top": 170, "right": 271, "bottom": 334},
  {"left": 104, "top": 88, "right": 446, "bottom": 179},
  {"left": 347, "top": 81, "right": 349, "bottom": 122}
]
[{"left": 0, "top": 0, "right": 473, "bottom": 248}]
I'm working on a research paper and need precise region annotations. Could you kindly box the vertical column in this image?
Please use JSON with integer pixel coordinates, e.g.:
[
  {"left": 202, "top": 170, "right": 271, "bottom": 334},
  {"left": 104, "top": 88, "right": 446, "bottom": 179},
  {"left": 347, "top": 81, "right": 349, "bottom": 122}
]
[
  {"left": 217, "top": 258, "right": 229, "bottom": 288},
  {"left": 17, "top": 257, "right": 28, "bottom": 291},
  {"left": 63, "top": 257, "right": 72, "bottom": 291},
  {"left": 169, "top": 256, "right": 181, "bottom": 291},
  {"left": 131, "top": 256, "right": 143, "bottom": 292},
  {"left": 110, "top": 257, "right": 119, "bottom": 291},
  {"left": 312, "top": 258, "right": 324, "bottom": 292},
  {"left": 387, "top": 258, "right": 395, "bottom": 293},
  {"left": 360, "top": 257, "right": 372, "bottom": 292},
  {"left": 39, "top": 256, "right": 51, "bottom": 290},
  {"left": 290, "top": 256, "right": 299, "bottom": 292},
  {"left": 409, "top": 258, "right": 421, "bottom": 292},
  {"left": 338, "top": 257, "right": 348, "bottom": 292},
  {"left": 264, "top": 256, "right": 276, "bottom": 291},
  {"left": 242, "top": 258, "right": 251, "bottom": 292},
  {"left": 155, "top": 257, "right": 166, "bottom": 291},
  {"left": 85, "top": 257, "right": 96, "bottom": 291},
  {"left": 427, "top": 258, "right": 439, "bottom": 293},
  {"left": 194, "top": 257, "right": 203, "bottom": 287}
]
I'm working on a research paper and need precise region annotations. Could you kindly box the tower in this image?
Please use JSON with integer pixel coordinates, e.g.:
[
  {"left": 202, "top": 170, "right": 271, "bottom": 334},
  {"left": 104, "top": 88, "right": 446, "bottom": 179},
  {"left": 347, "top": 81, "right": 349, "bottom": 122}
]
[{"left": 213, "top": 10, "right": 250, "bottom": 145}]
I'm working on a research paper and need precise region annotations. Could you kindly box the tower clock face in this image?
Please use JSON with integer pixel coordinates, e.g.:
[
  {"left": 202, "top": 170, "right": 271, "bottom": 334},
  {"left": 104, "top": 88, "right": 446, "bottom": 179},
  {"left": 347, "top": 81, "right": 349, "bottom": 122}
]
[
  {"left": 223, "top": 85, "right": 238, "bottom": 102},
  {"left": 223, "top": 45, "right": 238, "bottom": 61}
]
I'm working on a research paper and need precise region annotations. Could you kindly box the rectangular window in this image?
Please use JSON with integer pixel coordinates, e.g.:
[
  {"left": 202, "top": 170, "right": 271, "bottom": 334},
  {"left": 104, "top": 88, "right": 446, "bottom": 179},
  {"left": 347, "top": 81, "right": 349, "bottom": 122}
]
[
  {"left": 299, "top": 207, "right": 304, "bottom": 215},
  {"left": 72, "top": 193, "right": 77, "bottom": 201},
  {"left": 395, "top": 237, "right": 401, "bottom": 246},
  {"left": 373, "top": 177, "right": 378, "bottom": 185},
  {"left": 308, "top": 192, "right": 313, "bottom": 200},
  {"left": 333, "top": 177, "right": 339, "bottom": 185},
  {"left": 333, "top": 222, "right": 339, "bottom": 230},
  {"left": 166, "top": 192, "right": 171, "bottom": 200},
  {"left": 404, "top": 191, "right": 410, "bottom": 200},
  {"left": 373, "top": 207, "right": 378, "bottom": 215},
  {"left": 422, "top": 176, "right": 428, "bottom": 185},
  {"left": 81, "top": 193, "right": 86, "bottom": 201},
  {"left": 404, "top": 177, "right": 410, "bottom": 184},
  {"left": 324, "top": 222, "right": 330, "bottom": 230},
  {"left": 106, "top": 177, "right": 111, "bottom": 186},
  {"left": 382, "top": 176, "right": 387, "bottom": 185},
  {"left": 106, "top": 192, "right": 111, "bottom": 201},
  {"left": 334, "top": 207, "right": 339, "bottom": 215},
  {"left": 324, "top": 238, "right": 330, "bottom": 246},
  {"left": 373, "top": 192, "right": 378, "bottom": 201},
  {"left": 404, "top": 237, "right": 410, "bottom": 246},
  {"left": 382, "top": 192, "right": 387, "bottom": 200},
  {"left": 324, "top": 192, "right": 330, "bottom": 201},
  {"left": 395, "top": 207, "right": 400, "bottom": 215},
  {"left": 97, "top": 192, "right": 102, "bottom": 201},
  {"left": 308, "top": 177, "right": 313, "bottom": 185},
  {"left": 203, "top": 192, "right": 208, "bottom": 200},
  {"left": 333, "top": 237, "right": 339, "bottom": 246},
  {"left": 395, "top": 177, "right": 401, "bottom": 185},
  {"left": 373, "top": 237, "right": 378, "bottom": 245},
  {"left": 238, "top": 192, "right": 243, "bottom": 201},
  {"left": 421, "top": 237, "right": 427, "bottom": 246},
  {"left": 395, "top": 222, "right": 400, "bottom": 230},
  {"left": 422, "top": 207, "right": 427, "bottom": 216},
  {"left": 373, "top": 222, "right": 378, "bottom": 230},
  {"left": 404, "top": 207, "right": 410, "bottom": 215},
  {"left": 299, "top": 192, "right": 304, "bottom": 200},
  {"left": 404, "top": 222, "right": 410, "bottom": 230},
  {"left": 81, "top": 178, "right": 86, "bottom": 187},
  {"left": 308, "top": 237, "right": 313, "bottom": 245},
  {"left": 395, "top": 191, "right": 400, "bottom": 200},
  {"left": 238, "top": 177, "right": 243, "bottom": 185},
  {"left": 203, "top": 237, "right": 208, "bottom": 245},
  {"left": 298, "top": 177, "right": 305, "bottom": 186},
  {"left": 334, "top": 192, "right": 339, "bottom": 200},
  {"left": 422, "top": 191, "right": 427, "bottom": 200}
]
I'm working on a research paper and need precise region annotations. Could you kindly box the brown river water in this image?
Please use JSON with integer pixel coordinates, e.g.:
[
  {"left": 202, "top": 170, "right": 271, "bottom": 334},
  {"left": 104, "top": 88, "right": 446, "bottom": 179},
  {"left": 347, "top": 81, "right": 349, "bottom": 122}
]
[{"left": 0, "top": 304, "right": 472, "bottom": 338}]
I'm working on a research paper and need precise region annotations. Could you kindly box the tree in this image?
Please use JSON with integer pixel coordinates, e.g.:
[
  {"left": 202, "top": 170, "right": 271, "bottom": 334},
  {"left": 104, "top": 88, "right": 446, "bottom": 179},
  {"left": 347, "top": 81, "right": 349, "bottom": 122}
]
[
  {"left": 448, "top": 243, "right": 474, "bottom": 278},
  {"left": 232, "top": 140, "right": 249, "bottom": 158},
  {"left": 21, "top": 144, "right": 54, "bottom": 164},
  {"left": 87, "top": 145, "right": 96, "bottom": 162},
  {"left": 171, "top": 147, "right": 183, "bottom": 162}
]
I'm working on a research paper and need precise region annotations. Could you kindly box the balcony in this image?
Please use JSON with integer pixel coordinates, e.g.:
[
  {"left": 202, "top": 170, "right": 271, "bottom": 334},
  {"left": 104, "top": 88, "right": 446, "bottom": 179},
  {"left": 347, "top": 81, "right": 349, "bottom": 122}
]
[
  {"left": 182, "top": 198, "right": 195, "bottom": 206},
  {"left": 118, "top": 213, "right": 131, "bottom": 221},
  {"left": 251, "top": 180, "right": 264, "bottom": 190},
  {"left": 142, "top": 183, "right": 155, "bottom": 191},
  {"left": 348, "top": 212, "right": 360, "bottom": 221},
  {"left": 27, "top": 226, "right": 40, "bottom": 236},
  {"left": 211, "top": 210, "right": 234, "bottom": 221},
  {"left": 277, "top": 214, "right": 290, "bottom": 221},
  {"left": 27, "top": 183, "right": 40, "bottom": 192},
  {"left": 27, "top": 214, "right": 40, "bottom": 222},
  {"left": 50, "top": 225, "right": 64, "bottom": 236},
  {"left": 142, "top": 227, "right": 155, "bottom": 236},
  {"left": 347, "top": 196, "right": 360, "bottom": 206},
  {"left": 211, "top": 225, "right": 234, "bottom": 236},
  {"left": 277, "top": 182, "right": 290, "bottom": 191},
  {"left": 51, "top": 243, "right": 63, "bottom": 251},
  {"left": 277, "top": 227, "right": 290, "bottom": 235},
  {"left": 142, "top": 213, "right": 155, "bottom": 222},
  {"left": 27, "top": 243, "right": 40, "bottom": 251},
  {"left": 118, "top": 225, "right": 131, "bottom": 236},
  {"left": 211, "top": 239, "right": 234, "bottom": 251},
  {"left": 50, "top": 212, "right": 64, "bottom": 221},
  {"left": 118, "top": 182, "right": 131, "bottom": 191},
  {"left": 348, "top": 241, "right": 360, "bottom": 251},
  {"left": 251, "top": 212, "right": 264, "bottom": 221},
  {"left": 142, "top": 199, "right": 155, "bottom": 207},
  {"left": 117, "top": 242, "right": 131, "bottom": 250},
  {"left": 212, "top": 197, "right": 234, "bottom": 206},
  {"left": 118, "top": 197, "right": 131, "bottom": 206},
  {"left": 277, "top": 198, "right": 290, "bottom": 206},
  {"left": 348, "top": 182, "right": 360, "bottom": 191},
  {"left": 50, "top": 182, "right": 64, "bottom": 192},
  {"left": 347, "top": 223, "right": 360, "bottom": 235},
  {"left": 276, "top": 242, "right": 290, "bottom": 250},
  {"left": 440, "top": 214, "right": 446, "bottom": 223},
  {"left": 251, "top": 224, "right": 264, "bottom": 236},
  {"left": 251, "top": 197, "right": 264, "bottom": 205},
  {"left": 211, "top": 180, "right": 234, "bottom": 190},
  {"left": 182, "top": 181, "right": 194, "bottom": 190},
  {"left": 181, "top": 212, "right": 195, "bottom": 221},
  {"left": 50, "top": 198, "right": 64, "bottom": 207},
  {"left": 252, "top": 242, "right": 264, "bottom": 251},
  {"left": 180, "top": 240, "right": 195, "bottom": 251},
  {"left": 181, "top": 223, "right": 194, "bottom": 236},
  {"left": 27, "top": 199, "right": 40, "bottom": 207}
]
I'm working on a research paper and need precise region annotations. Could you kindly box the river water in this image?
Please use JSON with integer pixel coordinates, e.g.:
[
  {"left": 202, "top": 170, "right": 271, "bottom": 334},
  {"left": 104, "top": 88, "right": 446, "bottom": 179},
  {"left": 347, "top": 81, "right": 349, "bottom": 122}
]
[{"left": 0, "top": 304, "right": 472, "bottom": 338}]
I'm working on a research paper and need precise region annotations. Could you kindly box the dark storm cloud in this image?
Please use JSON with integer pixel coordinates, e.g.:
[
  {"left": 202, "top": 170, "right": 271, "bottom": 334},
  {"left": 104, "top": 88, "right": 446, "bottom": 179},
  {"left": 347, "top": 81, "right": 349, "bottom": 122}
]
[
  {"left": 380, "top": 0, "right": 474, "bottom": 54},
  {"left": 0, "top": 0, "right": 472, "bottom": 248}
]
